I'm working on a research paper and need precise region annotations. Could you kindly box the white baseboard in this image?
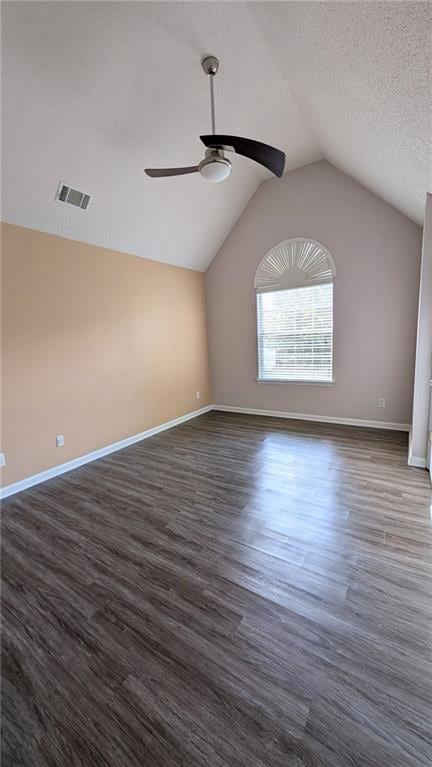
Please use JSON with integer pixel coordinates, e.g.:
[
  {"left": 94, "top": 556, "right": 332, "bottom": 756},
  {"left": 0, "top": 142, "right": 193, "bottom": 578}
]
[
  {"left": 0, "top": 405, "right": 212, "bottom": 500},
  {"left": 212, "top": 404, "right": 411, "bottom": 432},
  {"left": 407, "top": 429, "right": 428, "bottom": 468},
  {"left": 0, "top": 403, "right": 416, "bottom": 500},
  {"left": 408, "top": 455, "right": 427, "bottom": 468}
]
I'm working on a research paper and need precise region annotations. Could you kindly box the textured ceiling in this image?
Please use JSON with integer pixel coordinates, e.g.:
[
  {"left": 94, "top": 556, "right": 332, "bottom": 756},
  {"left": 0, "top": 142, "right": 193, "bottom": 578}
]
[
  {"left": 1, "top": 1, "right": 320, "bottom": 270},
  {"left": 2, "top": 2, "right": 430, "bottom": 271},
  {"left": 251, "top": 0, "right": 431, "bottom": 227}
]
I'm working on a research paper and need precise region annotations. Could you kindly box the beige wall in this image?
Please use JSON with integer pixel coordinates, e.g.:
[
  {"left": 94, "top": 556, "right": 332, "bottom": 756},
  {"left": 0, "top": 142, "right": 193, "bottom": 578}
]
[
  {"left": 1, "top": 223, "right": 211, "bottom": 486},
  {"left": 206, "top": 161, "right": 422, "bottom": 425}
]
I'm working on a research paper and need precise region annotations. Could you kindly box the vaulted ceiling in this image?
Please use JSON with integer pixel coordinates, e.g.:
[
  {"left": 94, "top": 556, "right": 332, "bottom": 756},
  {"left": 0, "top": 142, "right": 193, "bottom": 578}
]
[{"left": 2, "top": 1, "right": 430, "bottom": 270}]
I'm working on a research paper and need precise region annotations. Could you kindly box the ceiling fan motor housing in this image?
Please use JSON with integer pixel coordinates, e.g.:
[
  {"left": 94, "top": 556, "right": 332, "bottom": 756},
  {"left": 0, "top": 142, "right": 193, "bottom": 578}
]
[{"left": 199, "top": 149, "right": 232, "bottom": 183}]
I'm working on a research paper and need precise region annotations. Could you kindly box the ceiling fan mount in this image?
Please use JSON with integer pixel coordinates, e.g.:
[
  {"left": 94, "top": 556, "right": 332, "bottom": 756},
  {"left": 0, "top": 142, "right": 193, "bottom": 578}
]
[
  {"left": 201, "top": 55, "right": 220, "bottom": 77},
  {"left": 145, "top": 56, "right": 285, "bottom": 183}
]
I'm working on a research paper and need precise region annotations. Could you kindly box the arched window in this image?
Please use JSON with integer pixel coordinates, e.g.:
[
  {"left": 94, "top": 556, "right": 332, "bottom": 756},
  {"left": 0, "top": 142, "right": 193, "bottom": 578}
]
[{"left": 255, "top": 238, "right": 336, "bottom": 383}]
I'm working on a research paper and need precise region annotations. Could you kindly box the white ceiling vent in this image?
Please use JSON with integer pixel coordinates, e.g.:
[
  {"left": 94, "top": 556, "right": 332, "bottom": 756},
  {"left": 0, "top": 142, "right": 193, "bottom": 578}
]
[{"left": 56, "top": 182, "right": 90, "bottom": 210}]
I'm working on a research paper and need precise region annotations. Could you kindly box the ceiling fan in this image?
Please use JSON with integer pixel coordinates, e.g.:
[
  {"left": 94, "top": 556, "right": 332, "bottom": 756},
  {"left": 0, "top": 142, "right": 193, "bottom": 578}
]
[{"left": 145, "top": 56, "right": 286, "bottom": 183}]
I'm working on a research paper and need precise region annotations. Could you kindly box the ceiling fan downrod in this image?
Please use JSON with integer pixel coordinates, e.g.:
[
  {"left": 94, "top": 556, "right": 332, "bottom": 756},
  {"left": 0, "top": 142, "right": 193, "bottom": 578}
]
[{"left": 201, "top": 55, "right": 219, "bottom": 136}]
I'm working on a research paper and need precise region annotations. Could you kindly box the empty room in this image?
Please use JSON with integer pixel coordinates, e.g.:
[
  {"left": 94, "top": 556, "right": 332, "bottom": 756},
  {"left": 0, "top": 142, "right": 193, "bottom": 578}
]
[{"left": 1, "top": 1, "right": 431, "bottom": 766}]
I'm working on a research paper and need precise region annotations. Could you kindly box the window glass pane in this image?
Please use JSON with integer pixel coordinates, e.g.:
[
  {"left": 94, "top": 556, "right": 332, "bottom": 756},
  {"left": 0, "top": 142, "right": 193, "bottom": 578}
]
[{"left": 257, "top": 283, "right": 333, "bottom": 381}]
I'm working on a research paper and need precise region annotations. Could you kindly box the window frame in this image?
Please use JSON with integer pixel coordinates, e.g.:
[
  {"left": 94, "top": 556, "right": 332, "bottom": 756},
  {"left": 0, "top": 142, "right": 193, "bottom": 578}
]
[{"left": 254, "top": 239, "right": 336, "bottom": 386}]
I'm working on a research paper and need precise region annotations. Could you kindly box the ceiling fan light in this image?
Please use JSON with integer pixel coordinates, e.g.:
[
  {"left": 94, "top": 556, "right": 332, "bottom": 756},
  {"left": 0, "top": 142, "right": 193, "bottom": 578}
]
[{"left": 199, "top": 157, "right": 232, "bottom": 183}]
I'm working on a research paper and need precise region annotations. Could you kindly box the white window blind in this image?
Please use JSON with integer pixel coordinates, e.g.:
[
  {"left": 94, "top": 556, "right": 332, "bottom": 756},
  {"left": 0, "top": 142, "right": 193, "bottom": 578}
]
[{"left": 257, "top": 283, "right": 333, "bottom": 382}]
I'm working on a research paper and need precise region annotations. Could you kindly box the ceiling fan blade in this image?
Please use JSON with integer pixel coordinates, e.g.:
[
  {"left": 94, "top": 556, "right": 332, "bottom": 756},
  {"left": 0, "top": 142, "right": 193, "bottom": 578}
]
[
  {"left": 145, "top": 166, "right": 199, "bottom": 178},
  {"left": 200, "top": 135, "right": 285, "bottom": 178}
]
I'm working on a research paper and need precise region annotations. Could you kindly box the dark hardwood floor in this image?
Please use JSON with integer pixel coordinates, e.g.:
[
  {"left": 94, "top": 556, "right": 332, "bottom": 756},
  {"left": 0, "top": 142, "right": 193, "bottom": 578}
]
[{"left": 1, "top": 412, "right": 432, "bottom": 767}]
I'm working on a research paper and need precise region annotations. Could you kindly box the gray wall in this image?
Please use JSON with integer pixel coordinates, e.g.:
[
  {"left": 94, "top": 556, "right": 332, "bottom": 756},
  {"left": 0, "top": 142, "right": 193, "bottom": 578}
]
[
  {"left": 410, "top": 193, "right": 432, "bottom": 463},
  {"left": 206, "top": 161, "right": 422, "bottom": 425}
]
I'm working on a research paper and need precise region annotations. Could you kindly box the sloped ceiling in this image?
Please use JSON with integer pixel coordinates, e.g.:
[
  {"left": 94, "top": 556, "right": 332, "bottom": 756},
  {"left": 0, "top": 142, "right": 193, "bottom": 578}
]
[
  {"left": 251, "top": 0, "right": 431, "bottom": 227},
  {"left": 2, "top": 2, "right": 430, "bottom": 271}
]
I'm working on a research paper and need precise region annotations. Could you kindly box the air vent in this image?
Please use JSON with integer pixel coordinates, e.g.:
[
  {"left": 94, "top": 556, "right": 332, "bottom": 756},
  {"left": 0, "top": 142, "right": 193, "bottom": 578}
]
[{"left": 56, "top": 183, "right": 91, "bottom": 210}]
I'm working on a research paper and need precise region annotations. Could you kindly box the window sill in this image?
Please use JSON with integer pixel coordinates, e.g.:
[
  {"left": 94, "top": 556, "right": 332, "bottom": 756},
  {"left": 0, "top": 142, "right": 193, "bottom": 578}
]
[{"left": 257, "top": 378, "right": 335, "bottom": 386}]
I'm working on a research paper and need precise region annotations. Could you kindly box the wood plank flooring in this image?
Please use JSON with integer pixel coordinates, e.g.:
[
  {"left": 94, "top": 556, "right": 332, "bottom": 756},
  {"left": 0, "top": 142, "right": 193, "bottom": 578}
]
[{"left": 1, "top": 412, "right": 432, "bottom": 767}]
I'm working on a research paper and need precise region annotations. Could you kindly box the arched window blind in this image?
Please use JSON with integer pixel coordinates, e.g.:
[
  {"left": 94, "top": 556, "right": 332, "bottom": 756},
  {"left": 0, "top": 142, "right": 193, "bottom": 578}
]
[{"left": 255, "top": 239, "right": 336, "bottom": 383}]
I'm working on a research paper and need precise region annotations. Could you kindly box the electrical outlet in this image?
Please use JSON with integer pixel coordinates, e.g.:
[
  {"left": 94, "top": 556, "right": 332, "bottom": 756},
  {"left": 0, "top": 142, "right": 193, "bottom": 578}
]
[
  {"left": 378, "top": 398, "right": 386, "bottom": 408},
  {"left": 56, "top": 434, "right": 65, "bottom": 447},
  {"left": 0, "top": 453, "right": 5, "bottom": 467},
  {"left": 196, "top": 391, "right": 200, "bottom": 400}
]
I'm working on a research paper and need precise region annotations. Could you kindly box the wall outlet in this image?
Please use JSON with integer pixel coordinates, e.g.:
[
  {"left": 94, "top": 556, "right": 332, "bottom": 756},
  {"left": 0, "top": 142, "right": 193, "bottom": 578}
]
[
  {"left": 378, "top": 398, "right": 386, "bottom": 408},
  {"left": 196, "top": 391, "right": 200, "bottom": 400},
  {"left": 56, "top": 434, "right": 65, "bottom": 447},
  {"left": 0, "top": 453, "right": 5, "bottom": 467}
]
